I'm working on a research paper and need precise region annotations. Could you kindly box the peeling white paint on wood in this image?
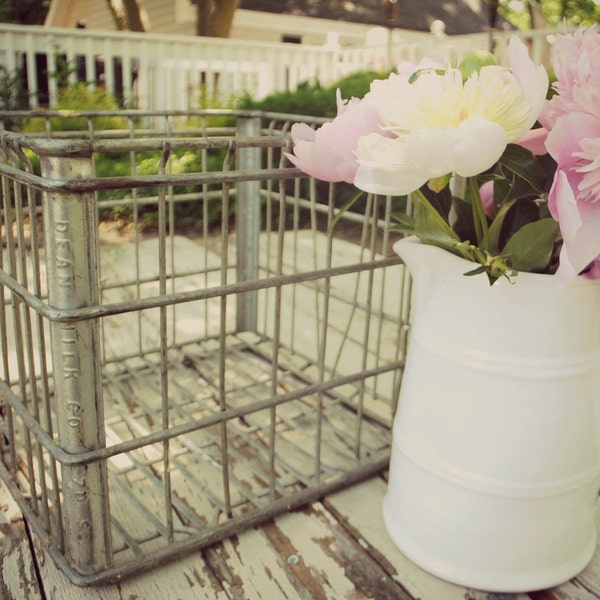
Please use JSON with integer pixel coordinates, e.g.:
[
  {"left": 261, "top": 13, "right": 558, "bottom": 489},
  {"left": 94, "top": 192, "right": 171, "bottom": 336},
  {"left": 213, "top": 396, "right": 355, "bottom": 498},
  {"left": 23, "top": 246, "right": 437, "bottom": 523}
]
[
  {"left": 324, "top": 476, "right": 600, "bottom": 600},
  {"left": 0, "top": 484, "right": 42, "bottom": 600},
  {"left": 2, "top": 232, "right": 600, "bottom": 599},
  {"left": 573, "top": 506, "right": 600, "bottom": 598},
  {"left": 2, "top": 478, "right": 600, "bottom": 599}
]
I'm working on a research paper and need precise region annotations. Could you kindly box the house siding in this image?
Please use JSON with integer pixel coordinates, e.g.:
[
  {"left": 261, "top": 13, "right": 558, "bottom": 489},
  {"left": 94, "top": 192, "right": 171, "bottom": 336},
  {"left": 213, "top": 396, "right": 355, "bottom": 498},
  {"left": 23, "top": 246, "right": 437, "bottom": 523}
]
[
  {"left": 45, "top": 1, "right": 380, "bottom": 46},
  {"left": 150, "top": 0, "right": 188, "bottom": 34},
  {"left": 45, "top": 0, "right": 115, "bottom": 29},
  {"left": 45, "top": 0, "right": 495, "bottom": 44}
]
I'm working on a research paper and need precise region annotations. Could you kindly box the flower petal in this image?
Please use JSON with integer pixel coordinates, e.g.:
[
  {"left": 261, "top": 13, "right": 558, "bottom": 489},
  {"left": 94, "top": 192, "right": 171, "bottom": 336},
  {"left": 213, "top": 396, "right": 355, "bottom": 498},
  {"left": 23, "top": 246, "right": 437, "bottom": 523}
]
[
  {"left": 551, "top": 169, "right": 600, "bottom": 284},
  {"left": 452, "top": 118, "right": 506, "bottom": 176},
  {"left": 287, "top": 91, "right": 387, "bottom": 183},
  {"left": 479, "top": 180, "right": 496, "bottom": 216},
  {"left": 354, "top": 134, "right": 430, "bottom": 195},
  {"left": 285, "top": 140, "right": 350, "bottom": 183},
  {"left": 290, "top": 122, "right": 316, "bottom": 143},
  {"left": 516, "top": 127, "right": 548, "bottom": 155},
  {"left": 545, "top": 112, "right": 600, "bottom": 168},
  {"left": 509, "top": 35, "right": 549, "bottom": 130}
]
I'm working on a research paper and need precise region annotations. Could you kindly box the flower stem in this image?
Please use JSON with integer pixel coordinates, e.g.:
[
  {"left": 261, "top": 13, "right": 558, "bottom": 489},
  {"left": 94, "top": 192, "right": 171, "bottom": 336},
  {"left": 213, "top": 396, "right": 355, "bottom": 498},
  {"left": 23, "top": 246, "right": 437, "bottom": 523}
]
[{"left": 469, "top": 176, "right": 490, "bottom": 251}]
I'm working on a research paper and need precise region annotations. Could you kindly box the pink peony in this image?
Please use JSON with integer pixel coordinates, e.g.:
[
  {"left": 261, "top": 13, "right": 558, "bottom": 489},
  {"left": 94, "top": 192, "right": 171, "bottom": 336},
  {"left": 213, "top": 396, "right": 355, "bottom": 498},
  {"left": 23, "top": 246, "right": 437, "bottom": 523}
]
[
  {"left": 479, "top": 180, "right": 496, "bottom": 217},
  {"left": 516, "top": 127, "right": 548, "bottom": 155},
  {"left": 540, "top": 25, "right": 600, "bottom": 130},
  {"left": 545, "top": 112, "right": 600, "bottom": 283},
  {"left": 285, "top": 89, "right": 385, "bottom": 183},
  {"left": 541, "top": 26, "right": 600, "bottom": 283}
]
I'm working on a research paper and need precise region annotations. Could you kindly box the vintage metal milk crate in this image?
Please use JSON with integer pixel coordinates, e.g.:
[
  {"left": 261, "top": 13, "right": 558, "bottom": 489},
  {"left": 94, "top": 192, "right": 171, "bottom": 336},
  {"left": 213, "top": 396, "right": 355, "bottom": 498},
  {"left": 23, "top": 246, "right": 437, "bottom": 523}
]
[{"left": 0, "top": 110, "right": 409, "bottom": 585}]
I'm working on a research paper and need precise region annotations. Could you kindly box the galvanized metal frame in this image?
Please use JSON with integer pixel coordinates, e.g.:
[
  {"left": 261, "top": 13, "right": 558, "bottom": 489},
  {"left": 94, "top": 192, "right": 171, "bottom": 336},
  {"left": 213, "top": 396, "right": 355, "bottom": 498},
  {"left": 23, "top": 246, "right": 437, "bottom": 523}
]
[{"left": 0, "top": 110, "right": 411, "bottom": 586}]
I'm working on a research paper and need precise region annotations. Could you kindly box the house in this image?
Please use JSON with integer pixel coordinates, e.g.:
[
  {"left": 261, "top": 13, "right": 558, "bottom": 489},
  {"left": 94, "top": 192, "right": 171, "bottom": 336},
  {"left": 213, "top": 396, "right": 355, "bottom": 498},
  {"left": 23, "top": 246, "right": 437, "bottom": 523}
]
[
  {"left": 2, "top": 0, "right": 523, "bottom": 111},
  {"left": 44, "top": 0, "right": 499, "bottom": 47}
]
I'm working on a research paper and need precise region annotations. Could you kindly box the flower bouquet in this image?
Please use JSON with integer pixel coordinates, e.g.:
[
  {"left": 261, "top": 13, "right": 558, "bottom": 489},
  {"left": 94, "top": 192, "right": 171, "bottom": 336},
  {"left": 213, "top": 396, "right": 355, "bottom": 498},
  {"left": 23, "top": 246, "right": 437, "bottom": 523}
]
[
  {"left": 287, "top": 26, "right": 600, "bottom": 286},
  {"left": 287, "top": 27, "right": 600, "bottom": 592}
]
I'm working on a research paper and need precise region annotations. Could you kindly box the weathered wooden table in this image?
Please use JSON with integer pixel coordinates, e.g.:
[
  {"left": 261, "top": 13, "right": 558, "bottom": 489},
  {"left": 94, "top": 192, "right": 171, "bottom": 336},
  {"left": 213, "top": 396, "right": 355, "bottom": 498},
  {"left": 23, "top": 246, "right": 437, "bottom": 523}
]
[
  {"left": 2, "top": 122, "right": 599, "bottom": 600},
  {"left": 2, "top": 475, "right": 599, "bottom": 600},
  {"left": 2, "top": 233, "right": 600, "bottom": 599}
]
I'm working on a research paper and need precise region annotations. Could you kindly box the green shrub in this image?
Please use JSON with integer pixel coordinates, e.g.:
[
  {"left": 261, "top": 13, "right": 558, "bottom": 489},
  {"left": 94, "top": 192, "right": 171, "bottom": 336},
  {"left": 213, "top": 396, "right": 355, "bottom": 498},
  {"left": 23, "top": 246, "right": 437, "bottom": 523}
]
[
  {"left": 21, "top": 83, "right": 128, "bottom": 132},
  {"left": 239, "top": 80, "right": 335, "bottom": 117},
  {"left": 0, "top": 66, "right": 29, "bottom": 111},
  {"left": 239, "top": 70, "right": 392, "bottom": 117},
  {"left": 95, "top": 148, "right": 231, "bottom": 231},
  {"left": 333, "top": 70, "right": 392, "bottom": 100}
]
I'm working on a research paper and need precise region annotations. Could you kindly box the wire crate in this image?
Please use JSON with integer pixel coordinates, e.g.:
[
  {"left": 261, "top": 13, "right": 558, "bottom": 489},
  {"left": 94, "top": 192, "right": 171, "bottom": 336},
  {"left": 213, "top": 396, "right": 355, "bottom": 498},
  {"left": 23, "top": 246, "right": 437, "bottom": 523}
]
[{"left": 0, "top": 110, "right": 410, "bottom": 585}]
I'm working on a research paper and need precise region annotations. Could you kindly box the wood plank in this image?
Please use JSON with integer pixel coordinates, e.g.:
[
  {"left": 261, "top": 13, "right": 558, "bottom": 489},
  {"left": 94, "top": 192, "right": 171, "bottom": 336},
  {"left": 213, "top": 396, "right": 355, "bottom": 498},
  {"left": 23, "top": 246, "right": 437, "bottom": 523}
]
[
  {"left": 324, "top": 475, "right": 535, "bottom": 600},
  {"left": 5, "top": 232, "right": 600, "bottom": 599},
  {"left": 25, "top": 496, "right": 411, "bottom": 599},
  {"left": 0, "top": 483, "right": 43, "bottom": 600},
  {"left": 4, "top": 473, "right": 600, "bottom": 600},
  {"left": 28, "top": 531, "right": 230, "bottom": 600},
  {"left": 571, "top": 504, "right": 600, "bottom": 598},
  {"left": 327, "top": 476, "right": 600, "bottom": 600},
  {"left": 202, "top": 501, "right": 412, "bottom": 600},
  {"left": 530, "top": 582, "right": 600, "bottom": 600}
]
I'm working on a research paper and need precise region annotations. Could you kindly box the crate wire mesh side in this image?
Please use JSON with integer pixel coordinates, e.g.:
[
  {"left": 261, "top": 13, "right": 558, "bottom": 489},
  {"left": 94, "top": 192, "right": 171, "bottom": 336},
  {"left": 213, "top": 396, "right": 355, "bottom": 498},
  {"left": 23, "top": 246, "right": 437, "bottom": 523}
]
[{"left": 0, "top": 111, "right": 411, "bottom": 585}]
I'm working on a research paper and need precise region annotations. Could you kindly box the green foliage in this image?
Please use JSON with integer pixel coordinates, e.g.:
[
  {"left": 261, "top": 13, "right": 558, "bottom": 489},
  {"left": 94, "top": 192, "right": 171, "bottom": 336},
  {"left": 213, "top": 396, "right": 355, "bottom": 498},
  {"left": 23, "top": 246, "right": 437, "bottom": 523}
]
[
  {"left": 238, "top": 70, "right": 398, "bottom": 228},
  {"left": 95, "top": 148, "right": 231, "bottom": 231},
  {"left": 0, "top": 0, "right": 49, "bottom": 25},
  {"left": 0, "top": 66, "right": 29, "bottom": 110},
  {"left": 502, "top": 218, "right": 559, "bottom": 271},
  {"left": 13, "top": 69, "right": 399, "bottom": 233},
  {"left": 0, "top": 66, "right": 29, "bottom": 129},
  {"left": 14, "top": 81, "right": 232, "bottom": 231},
  {"left": 239, "top": 70, "right": 392, "bottom": 118},
  {"left": 391, "top": 143, "right": 559, "bottom": 284},
  {"left": 498, "top": 0, "right": 600, "bottom": 29},
  {"left": 332, "top": 70, "right": 393, "bottom": 100},
  {"left": 21, "top": 84, "right": 129, "bottom": 132},
  {"left": 239, "top": 80, "right": 336, "bottom": 117},
  {"left": 239, "top": 69, "right": 396, "bottom": 226}
]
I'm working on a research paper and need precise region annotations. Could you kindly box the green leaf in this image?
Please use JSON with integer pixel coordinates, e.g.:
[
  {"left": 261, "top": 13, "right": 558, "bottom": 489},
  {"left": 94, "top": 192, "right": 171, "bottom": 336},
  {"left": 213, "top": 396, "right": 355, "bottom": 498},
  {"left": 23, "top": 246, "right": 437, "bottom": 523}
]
[
  {"left": 505, "top": 175, "right": 543, "bottom": 202},
  {"left": 502, "top": 218, "right": 560, "bottom": 272},
  {"left": 390, "top": 212, "right": 416, "bottom": 233},
  {"left": 451, "top": 196, "right": 477, "bottom": 242},
  {"left": 420, "top": 182, "right": 453, "bottom": 223},
  {"left": 498, "top": 144, "right": 547, "bottom": 194},
  {"left": 412, "top": 189, "right": 460, "bottom": 247},
  {"left": 489, "top": 174, "right": 511, "bottom": 205},
  {"left": 487, "top": 199, "right": 516, "bottom": 252},
  {"left": 463, "top": 265, "right": 488, "bottom": 276},
  {"left": 501, "top": 198, "right": 544, "bottom": 246}
]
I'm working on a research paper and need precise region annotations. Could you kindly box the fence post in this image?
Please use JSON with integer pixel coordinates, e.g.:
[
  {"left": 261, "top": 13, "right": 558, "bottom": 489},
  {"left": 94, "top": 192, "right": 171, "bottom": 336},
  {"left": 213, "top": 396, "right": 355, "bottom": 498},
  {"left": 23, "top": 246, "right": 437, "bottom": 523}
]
[
  {"left": 235, "top": 115, "right": 262, "bottom": 332},
  {"left": 38, "top": 140, "right": 112, "bottom": 575}
]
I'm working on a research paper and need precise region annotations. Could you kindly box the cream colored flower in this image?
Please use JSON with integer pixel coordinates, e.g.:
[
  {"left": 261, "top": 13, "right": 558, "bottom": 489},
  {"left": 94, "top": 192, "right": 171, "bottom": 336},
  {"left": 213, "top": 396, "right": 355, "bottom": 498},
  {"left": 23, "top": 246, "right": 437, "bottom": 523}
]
[{"left": 354, "top": 37, "right": 549, "bottom": 196}]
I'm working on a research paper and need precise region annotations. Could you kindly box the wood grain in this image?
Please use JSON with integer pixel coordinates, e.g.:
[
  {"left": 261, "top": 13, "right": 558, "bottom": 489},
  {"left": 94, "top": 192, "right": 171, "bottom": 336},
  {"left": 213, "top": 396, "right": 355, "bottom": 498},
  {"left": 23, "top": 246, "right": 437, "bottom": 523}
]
[
  {"left": 3, "top": 478, "right": 600, "bottom": 599},
  {"left": 0, "top": 484, "right": 42, "bottom": 600}
]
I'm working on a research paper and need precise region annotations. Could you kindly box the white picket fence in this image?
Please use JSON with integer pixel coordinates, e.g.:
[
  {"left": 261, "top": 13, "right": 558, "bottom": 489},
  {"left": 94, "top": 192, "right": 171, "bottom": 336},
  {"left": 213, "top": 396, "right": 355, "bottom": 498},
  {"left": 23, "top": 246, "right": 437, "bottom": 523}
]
[{"left": 0, "top": 23, "right": 559, "bottom": 111}]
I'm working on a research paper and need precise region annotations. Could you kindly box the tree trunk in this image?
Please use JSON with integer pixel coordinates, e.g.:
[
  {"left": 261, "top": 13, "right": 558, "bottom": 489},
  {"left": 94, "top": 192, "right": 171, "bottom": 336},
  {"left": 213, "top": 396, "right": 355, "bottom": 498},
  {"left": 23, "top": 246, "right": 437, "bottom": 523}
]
[
  {"left": 196, "top": 0, "right": 240, "bottom": 38},
  {"left": 529, "top": 0, "right": 547, "bottom": 29},
  {"left": 107, "top": 0, "right": 147, "bottom": 32},
  {"left": 122, "top": 0, "right": 146, "bottom": 31}
]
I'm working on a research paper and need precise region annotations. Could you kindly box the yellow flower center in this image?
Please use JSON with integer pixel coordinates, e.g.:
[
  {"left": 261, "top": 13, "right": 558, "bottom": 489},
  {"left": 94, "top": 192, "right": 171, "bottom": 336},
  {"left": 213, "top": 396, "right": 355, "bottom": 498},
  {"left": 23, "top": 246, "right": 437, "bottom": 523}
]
[{"left": 384, "top": 67, "right": 532, "bottom": 142}]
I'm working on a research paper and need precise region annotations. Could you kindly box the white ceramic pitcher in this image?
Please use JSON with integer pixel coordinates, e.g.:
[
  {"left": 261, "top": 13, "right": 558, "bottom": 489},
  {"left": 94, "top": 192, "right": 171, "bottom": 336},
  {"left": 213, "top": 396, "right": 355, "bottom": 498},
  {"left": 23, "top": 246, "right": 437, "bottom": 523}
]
[{"left": 383, "top": 236, "right": 600, "bottom": 592}]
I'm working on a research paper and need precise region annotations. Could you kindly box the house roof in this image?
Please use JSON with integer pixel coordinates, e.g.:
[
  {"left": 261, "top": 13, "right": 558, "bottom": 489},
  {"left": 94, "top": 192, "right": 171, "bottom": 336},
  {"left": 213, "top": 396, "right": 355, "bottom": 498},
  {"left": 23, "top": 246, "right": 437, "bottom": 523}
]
[{"left": 238, "top": 0, "right": 498, "bottom": 35}]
